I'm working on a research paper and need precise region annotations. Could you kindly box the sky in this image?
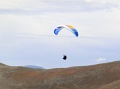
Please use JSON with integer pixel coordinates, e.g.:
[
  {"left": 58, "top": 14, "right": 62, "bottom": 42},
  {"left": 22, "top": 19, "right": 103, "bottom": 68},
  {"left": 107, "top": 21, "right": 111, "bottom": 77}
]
[{"left": 0, "top": 0, "right": 120, "bottom": 69}]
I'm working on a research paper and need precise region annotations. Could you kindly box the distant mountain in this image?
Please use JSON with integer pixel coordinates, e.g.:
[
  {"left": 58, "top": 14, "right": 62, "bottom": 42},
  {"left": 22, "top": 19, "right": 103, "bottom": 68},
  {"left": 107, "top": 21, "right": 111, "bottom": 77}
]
[
  {"left": 25, "top": 65, "right": 45, "bottom": 69},
  {"left": 0, "top": 63, "right": 7, "bottom": 66},
  {"left": 0, "top": 61, "right": 120, "bottom": 89}
]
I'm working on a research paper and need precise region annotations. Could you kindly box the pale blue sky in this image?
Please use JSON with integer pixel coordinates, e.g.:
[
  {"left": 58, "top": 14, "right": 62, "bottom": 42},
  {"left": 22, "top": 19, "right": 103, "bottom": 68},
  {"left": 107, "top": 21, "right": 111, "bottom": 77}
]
[{"left": 0, "top": 0, "right": 120, "bottom": 69}]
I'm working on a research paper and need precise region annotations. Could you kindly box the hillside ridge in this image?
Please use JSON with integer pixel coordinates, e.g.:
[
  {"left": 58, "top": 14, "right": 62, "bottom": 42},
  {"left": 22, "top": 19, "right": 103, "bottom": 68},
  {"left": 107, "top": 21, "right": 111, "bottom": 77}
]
[{"left": 0, "top": 61, "right": 120, "bottom": 89}]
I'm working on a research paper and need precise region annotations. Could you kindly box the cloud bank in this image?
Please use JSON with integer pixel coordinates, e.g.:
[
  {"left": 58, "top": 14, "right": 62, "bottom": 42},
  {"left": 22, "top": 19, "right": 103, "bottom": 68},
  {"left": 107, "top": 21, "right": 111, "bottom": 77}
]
[{"left": 0, "top": 0, "right": 118, "bottom": 14}]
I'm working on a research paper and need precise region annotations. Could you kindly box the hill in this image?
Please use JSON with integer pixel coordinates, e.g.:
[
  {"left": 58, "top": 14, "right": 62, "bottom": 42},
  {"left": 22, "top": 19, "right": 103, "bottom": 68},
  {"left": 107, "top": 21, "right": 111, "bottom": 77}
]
[
  {"left": 0, "top": 61, "right": 120, "bottom": 89},
  {"left": 25, "top": 65, "right": 45, "bottom": 69}
]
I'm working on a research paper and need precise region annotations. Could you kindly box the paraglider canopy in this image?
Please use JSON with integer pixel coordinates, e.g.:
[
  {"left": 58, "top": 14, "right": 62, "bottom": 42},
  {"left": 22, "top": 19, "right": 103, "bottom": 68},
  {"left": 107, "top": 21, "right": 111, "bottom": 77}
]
[
  {"left": 54, "top": 25, "right": 78, "bottom": 37},
  {"left": 63, "top": 55, "right": 67, "bottom": 60}
]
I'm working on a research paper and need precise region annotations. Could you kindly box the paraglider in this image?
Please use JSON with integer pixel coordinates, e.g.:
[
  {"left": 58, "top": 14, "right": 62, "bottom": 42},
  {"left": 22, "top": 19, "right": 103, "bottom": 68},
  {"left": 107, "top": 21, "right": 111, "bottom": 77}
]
[
  {"left": 54, "top": 25, "right": 79, "bottom": 60},
  {"left": 54, "top": 25, "right": 78, "bottom": 37}
]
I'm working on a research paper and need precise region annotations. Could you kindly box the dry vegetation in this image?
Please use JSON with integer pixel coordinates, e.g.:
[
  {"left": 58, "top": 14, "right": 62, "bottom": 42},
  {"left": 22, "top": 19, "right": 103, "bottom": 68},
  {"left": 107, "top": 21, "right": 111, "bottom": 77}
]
[{"left": 0, "top": 61, "right": 120, "bottom": 89}]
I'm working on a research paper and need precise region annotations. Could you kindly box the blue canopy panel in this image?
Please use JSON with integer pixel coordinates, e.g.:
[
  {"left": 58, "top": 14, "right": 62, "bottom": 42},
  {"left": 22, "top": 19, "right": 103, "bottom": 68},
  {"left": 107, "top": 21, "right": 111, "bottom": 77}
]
[
  {"left": 54, "top": 26, "right": 63, "bottom": 35},
  {"left": 72, "top": 29, "right": 78, "bottom": 37}
]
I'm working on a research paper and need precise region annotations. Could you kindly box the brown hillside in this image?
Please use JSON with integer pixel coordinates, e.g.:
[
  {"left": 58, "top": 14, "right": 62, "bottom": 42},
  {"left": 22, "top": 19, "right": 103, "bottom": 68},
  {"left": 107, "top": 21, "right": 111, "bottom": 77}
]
[
  {"left": 0, "top": 61, "right": 120, "bottom": 89},
  {"left": 98, "top": 80, "right": 120, "bottom": 89}
]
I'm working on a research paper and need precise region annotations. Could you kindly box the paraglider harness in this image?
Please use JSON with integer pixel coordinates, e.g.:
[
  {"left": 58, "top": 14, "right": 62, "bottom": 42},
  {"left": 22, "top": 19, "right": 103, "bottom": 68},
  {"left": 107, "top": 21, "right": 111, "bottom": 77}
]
[{"left": 63, "top": 55, "right": 67, "bottom": 60}]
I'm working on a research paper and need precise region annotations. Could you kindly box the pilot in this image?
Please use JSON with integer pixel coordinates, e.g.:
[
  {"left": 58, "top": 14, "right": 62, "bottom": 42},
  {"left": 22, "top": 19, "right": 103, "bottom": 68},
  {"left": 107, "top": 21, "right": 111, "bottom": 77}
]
[{"left": 63, "top": 55, "right": 67, "bottom": 60}]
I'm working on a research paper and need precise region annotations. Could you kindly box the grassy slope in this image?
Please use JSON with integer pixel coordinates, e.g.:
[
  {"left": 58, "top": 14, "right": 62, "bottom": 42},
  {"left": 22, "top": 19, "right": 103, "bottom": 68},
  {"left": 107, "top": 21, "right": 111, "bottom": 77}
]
[{"left": 0, "top": 61, "right": 120, "bottom": 89}]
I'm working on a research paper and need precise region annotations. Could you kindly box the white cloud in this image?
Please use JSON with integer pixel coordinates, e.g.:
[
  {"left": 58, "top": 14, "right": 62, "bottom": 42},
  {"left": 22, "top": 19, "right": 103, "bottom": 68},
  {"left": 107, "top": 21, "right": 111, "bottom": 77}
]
[
  {"left": 96, "top": 58, "right": 107, "bottom": 62},
  {"left": 0, "top": 0, "right": 45, "bottom": 9},
  {"left": 0, "top": 0, "right": 118, "bottom": 14},
  {"left": 85, "top": 0, "right": 120, "bottom": 3},
  {"left": 0, "top": 14, "right": 54, "bottom": 44}
]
